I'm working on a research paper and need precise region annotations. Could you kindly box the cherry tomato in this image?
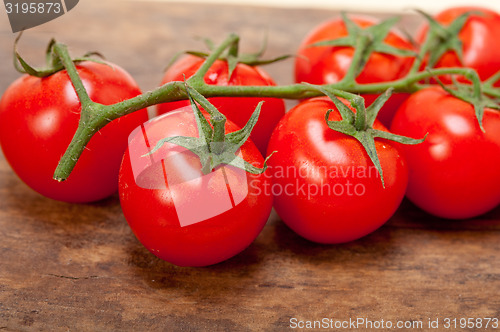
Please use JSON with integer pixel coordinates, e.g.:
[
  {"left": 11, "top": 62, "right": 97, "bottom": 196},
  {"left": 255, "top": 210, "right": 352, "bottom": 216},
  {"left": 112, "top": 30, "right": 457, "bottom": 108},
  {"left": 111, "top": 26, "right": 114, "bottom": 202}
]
[
  {"left": 156, "top": 55, "right": 286, "bottom": 155},
  {"left": 295, "top": 16, "right": 415, "bottom": 127},
  {"left": 266, "top": 97, "right": 408, "bottom": 244},
  {"left": 119, "top": 107, "right": 273, "bottom": 267},
  {"left": 391, "top": 87, "right": 500, "bottom": 219},
  {"left": 416, "top": 7, "right": 500, "bottom": 82},
  {"left": 0, "top": 61, "right": 148, "bottom": 203}
]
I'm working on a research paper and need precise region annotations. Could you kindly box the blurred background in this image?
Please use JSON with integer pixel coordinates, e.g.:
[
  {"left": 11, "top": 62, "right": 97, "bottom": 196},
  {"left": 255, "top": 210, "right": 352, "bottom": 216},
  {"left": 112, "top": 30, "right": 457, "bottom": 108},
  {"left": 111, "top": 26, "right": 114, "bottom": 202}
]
[
  {"left": 1, "top": 0, "right": 499, "bottom": 95},
  {"left": 148, "top": 0, "right": 500, "bottom": 13}
]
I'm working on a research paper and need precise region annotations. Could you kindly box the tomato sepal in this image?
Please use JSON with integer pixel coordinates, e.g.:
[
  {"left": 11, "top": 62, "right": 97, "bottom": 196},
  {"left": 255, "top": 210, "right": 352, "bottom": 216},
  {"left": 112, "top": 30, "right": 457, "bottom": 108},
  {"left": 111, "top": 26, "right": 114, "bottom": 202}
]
[
  {"left": 434, "top": 75, "right": 500, "bottom": 130},
  {"left": 13, "top": 33, "right": 107, "bottom": 78},
  {"left": 415, "top": 9, "right": 477, "bottom": 71},
  {"left": 311, "top": 84, "right": 425, "bottom": 186}
]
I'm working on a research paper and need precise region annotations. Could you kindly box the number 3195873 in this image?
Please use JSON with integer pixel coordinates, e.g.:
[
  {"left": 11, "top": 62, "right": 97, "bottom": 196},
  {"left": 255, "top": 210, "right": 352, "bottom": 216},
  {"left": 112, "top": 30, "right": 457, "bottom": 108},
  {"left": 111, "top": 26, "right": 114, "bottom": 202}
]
[{"left": 5, "top": 2, "right": 61, "bottom": 14}]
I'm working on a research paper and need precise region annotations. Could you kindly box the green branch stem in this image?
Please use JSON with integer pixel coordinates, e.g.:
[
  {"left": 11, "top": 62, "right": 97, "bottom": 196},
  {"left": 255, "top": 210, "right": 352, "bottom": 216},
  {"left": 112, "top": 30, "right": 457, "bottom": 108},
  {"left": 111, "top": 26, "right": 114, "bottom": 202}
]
[
  {"left": 339, "top": 34, "right": 370, "bottom": 86},
  {"left": 52, "top": 44, "right": 92, "bottom": 105},
  {"left": 51, "top": 34, "right": 483, "bottom": 182}
]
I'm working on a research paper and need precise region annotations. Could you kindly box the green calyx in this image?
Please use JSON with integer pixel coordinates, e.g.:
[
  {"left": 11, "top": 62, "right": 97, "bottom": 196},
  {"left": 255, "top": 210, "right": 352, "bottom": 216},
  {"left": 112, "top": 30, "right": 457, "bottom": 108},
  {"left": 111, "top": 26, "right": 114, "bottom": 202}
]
[
  {"left": 146, "top": 82, "right": 273, "bottom": 175},
  {"left": 416, "top": 10, "right": 473, "bottom": 70},
  {"left": 167, "top": 35, "right": 291, "bottom": 80},
  {"left": 13, "top": 32, "right": 105, "bottom": 78},
  {"left": 309, "top": 13, "right": 416, "bottom": 83},
  {"left": 309, "top": 84, "right": 426, "bottom": 187},
  {"left": 481, "top": 70, "right": 500, "bottom": 104}
]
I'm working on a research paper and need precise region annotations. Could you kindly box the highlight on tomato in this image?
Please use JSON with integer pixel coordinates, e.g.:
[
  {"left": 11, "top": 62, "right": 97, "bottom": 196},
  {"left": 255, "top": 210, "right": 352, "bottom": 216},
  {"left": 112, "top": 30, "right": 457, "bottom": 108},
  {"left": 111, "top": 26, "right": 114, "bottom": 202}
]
[
  {"left": 415, "top": 6, "right": 500, "bottom": 83},
  {"left": 119, "top": 85, "right": 273, "bottom": 267},
  {"left": 391, "top": 86, "right": 500, "bottom": 219}
]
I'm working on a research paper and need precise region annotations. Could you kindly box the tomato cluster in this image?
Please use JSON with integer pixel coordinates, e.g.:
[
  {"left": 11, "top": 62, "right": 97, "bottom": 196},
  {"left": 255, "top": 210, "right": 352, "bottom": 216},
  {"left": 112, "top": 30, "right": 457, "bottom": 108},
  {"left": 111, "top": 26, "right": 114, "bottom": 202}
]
[{"left": 0, "top": 6, "right": 499, "bottom": 266}]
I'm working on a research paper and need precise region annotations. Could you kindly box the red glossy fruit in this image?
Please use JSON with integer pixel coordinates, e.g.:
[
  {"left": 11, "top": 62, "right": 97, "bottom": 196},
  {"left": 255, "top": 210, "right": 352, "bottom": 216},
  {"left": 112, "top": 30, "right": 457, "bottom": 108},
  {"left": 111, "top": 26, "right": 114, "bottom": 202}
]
[
  {"left": 0, "top": 61, "right": 148, "bottom": 203},
  {"left": 119, "top": 107, "right": 273, "bottom": 266}
]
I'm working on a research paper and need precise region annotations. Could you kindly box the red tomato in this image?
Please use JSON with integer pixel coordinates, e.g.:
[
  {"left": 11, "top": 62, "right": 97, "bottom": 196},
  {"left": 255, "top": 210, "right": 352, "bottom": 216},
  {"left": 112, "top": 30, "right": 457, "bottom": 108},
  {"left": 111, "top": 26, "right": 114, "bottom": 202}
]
[
  {"left": 295, "top": 16, "right": 415, "bottom": 127},
  {"left": 391, "top": 87, "right": 500, "bottom": 219},
  {"left": 0, "top": 61, "right": 148, "bottom": 203},
  {"left": 266, "top": 97, "right": 408, "bottom": 244},
  {"left": 157, "top": 55, "right": 286, "bottom": 155},
  {"left": 119, "top": 107, "right": 273, "bottom": 267},
  {"left": 416, "top": 7, "right": 500, "bottom": 82}
]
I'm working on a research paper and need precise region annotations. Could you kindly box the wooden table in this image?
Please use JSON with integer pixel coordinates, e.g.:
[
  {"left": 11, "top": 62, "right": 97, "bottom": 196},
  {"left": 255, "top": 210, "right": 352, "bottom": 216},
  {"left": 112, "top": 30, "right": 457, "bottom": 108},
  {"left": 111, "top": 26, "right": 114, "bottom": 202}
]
[{"left": 0, "top": 1, "right": 499, "bottom": 331}]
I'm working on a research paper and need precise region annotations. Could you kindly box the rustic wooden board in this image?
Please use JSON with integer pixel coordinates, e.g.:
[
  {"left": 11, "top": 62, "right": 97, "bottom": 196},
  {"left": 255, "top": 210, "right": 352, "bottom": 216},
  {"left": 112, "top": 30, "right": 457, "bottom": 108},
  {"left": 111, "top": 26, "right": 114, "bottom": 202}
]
[{"left": 0, "top": 1, "right": 499, "bottom": 331}]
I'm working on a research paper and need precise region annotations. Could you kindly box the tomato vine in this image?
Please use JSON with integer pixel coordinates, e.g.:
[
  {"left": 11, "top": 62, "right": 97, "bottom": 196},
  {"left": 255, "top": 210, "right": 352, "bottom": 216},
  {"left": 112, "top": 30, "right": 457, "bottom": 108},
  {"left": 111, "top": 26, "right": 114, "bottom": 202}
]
[{"left": 21, "top": 12, "right": 494, "bottom": 182}]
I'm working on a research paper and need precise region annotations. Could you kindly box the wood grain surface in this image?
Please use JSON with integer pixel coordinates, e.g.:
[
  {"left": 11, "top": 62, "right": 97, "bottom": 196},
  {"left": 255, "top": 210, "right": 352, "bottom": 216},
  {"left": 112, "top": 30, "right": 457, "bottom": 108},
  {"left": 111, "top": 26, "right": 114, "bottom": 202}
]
[{"left": 0, "top": 1, "right": 499, "bottom": 331}]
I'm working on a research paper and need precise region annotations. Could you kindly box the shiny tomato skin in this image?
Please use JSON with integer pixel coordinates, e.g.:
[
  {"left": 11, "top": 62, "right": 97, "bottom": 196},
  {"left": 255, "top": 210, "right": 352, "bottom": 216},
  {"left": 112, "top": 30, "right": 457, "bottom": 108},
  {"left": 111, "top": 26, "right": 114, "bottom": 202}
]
[
  {"left": 119, "top": 108, "right": 273, "bottom": 267},
  {"left": 295, "top": 16, "right": 415, "bottom": 127},
  {"left": 416, "top": 7, "right": 500, "bottom": 82},
  {"left": 391, "top": 87, "right": 500, "bottom": 219},
  {"left": 266, "top": 97, "right": 408, "bottom": 244},
  {"left": 0, "top": 61, "right": 148, "bottom": 203},
  {"left": 157, "top": 55, "right": 286, "bottom": 156}
]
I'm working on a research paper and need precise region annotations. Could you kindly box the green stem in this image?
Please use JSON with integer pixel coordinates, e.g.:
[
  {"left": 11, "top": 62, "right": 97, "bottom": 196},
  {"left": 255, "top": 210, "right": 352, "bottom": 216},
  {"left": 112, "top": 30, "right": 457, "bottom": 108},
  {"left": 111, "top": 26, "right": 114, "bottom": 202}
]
[
  {"left": 189, "top": 33, "right": 239, "bottom": 84},
  {"left": 52, "top": 44, "right": 92, "bottom": 106},
  {"left": 52, "top": 43, "right": 104, "bottom": 181},
  {"left": 211, "top": 119, "right": 226, "bottom": 155},
  {"left": 104, "top": 81, "right": 187, "bottom": 120},
  {"left": 337, "top": 34, "right": 371, "bottom": 131}
]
